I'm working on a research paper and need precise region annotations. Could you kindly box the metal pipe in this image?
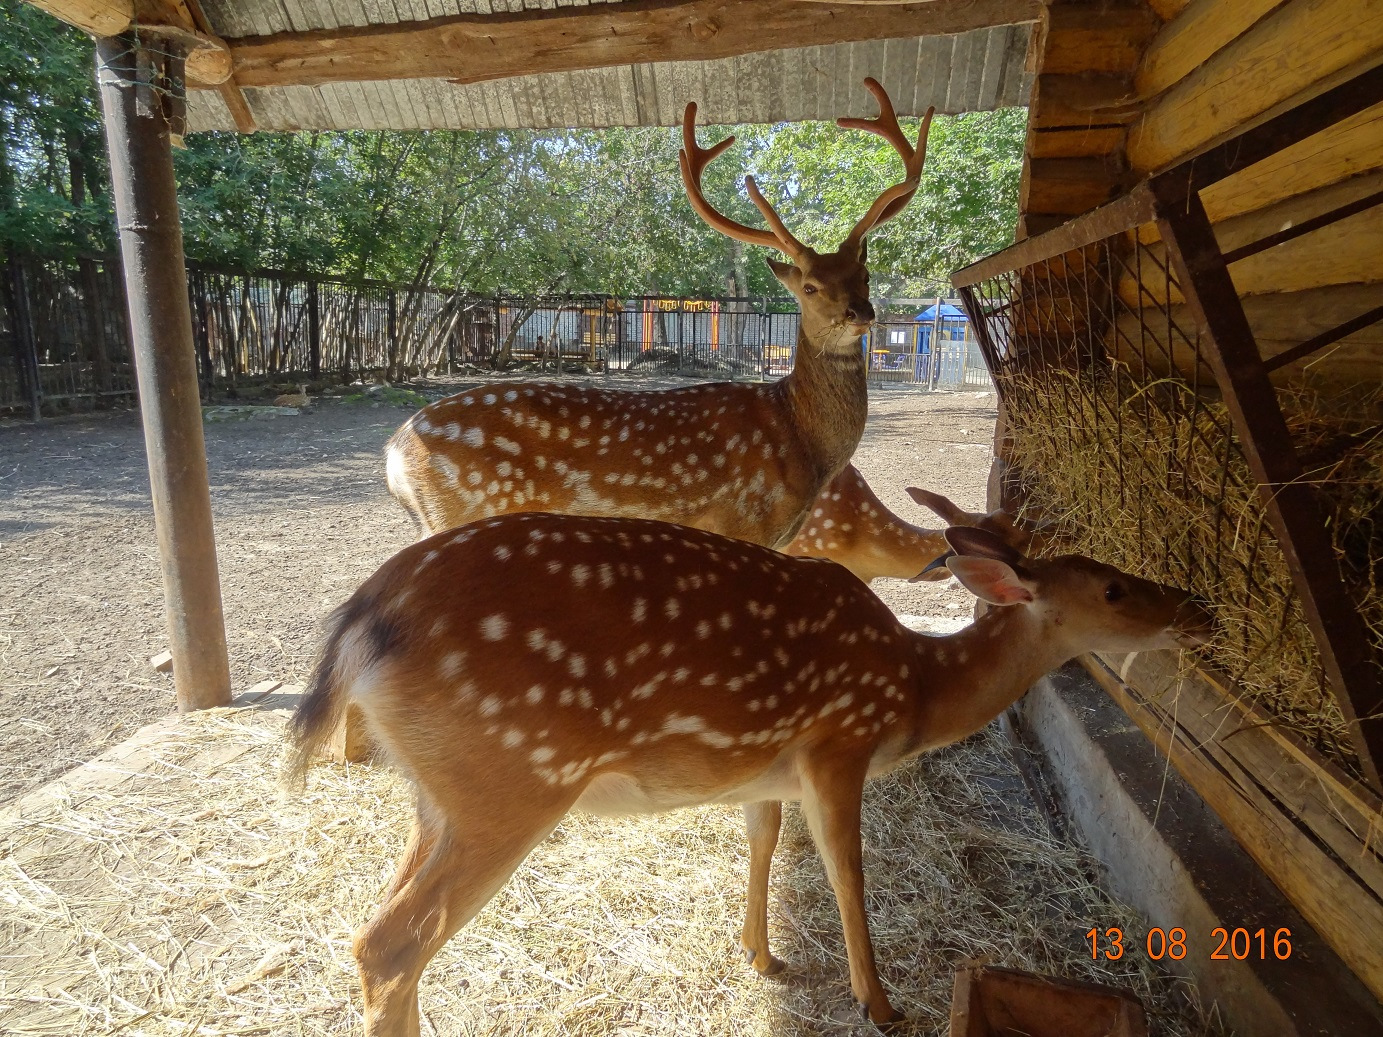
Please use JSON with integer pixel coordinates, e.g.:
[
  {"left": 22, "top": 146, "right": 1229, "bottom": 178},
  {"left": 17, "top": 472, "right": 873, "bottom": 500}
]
[{"left": 96, "top": 33, "right": 231, "bottom": 711}]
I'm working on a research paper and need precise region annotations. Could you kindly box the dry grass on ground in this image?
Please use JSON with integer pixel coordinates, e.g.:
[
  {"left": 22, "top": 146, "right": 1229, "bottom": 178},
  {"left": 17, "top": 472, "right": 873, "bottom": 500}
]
[{"left": 0, "top": 705, "right": 1214, "bottom": 1037}]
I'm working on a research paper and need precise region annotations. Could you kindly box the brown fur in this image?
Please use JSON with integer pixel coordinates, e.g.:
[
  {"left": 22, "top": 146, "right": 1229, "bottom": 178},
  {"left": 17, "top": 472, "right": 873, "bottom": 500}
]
[{"left": 290, "top": 513, "right": 1210, "bottom": 1035}]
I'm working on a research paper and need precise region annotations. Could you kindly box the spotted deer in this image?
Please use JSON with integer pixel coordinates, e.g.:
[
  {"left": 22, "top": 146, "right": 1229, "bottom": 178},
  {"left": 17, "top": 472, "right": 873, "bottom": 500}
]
[
  {"left": 288, "top": 515, "right": 1211, "bottom": 1034},
  {"left": 784, "top": 465, "right": 1047, "bottom": 582},
  {"left": 386, "top": 79, "right": 932, "bottom": 550}
]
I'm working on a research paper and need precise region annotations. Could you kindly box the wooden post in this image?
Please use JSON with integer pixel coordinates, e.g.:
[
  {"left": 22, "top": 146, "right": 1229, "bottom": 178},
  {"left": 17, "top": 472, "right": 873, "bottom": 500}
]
[
  {"left": 930, "top": 294, "right": 945, "bottom": 388},
  {"left": 96, "top": 33, "right": 231, "bottom": 711},
  {"left": 78, "top": 256, "right": 112, "bottom": 393},
  {"left": 307, "top": 281, "right": 321, "bottom": 380},
  {"left": 189, "top": 269, "right": 214, "bottom": 399},
  {"left": 6, "top": 255, "right": 42, "bottom": 420},
  {"left": 386, "top": 287, "right": 398, "bottom": 381}
]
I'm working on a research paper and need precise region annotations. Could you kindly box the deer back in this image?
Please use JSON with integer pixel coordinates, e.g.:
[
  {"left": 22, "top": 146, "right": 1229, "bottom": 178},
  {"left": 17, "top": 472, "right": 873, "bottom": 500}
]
[
  {"left": 387, "top": 381, "right": 841, "bottom": 548},
  {"left": 303, "top": 513, "right": 920, "bottom": 808}
]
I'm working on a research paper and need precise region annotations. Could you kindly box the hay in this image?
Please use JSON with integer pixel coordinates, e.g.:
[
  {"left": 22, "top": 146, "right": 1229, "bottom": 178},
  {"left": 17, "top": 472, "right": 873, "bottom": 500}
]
[
  {"left": 1004, "top": 369, "right": 1383, "bottom": 771},
  {"left": 0, "top": 706, "right": 1219, "bottom": 1036}
]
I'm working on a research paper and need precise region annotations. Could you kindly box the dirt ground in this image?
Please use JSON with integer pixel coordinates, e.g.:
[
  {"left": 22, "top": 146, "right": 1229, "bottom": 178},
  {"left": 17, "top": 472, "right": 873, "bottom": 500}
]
[{"left": 0, "top": 378, "right": 994, "bottom": 806}]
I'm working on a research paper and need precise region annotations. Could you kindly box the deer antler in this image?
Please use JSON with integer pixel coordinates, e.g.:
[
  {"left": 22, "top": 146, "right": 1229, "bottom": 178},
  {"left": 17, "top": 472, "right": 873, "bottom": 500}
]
[
  {"left": 680, "top": 102, "right": 806, "bottom": 258},
  {"left": 838, "top": 78, "right": 935, "bottom": 246}
]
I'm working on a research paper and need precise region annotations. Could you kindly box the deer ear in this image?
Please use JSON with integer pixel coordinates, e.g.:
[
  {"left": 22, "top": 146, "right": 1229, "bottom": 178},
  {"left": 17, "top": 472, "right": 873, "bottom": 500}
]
[
  {"left": 858, "top": 238, "right": 867, "bottom": 264},
  {"left": 766, "top": 257, "right": 797, "bottom": 286},
  {"left": 946, "top": 556, "right": 1035, "bottom": 606},
  {"left": 944, "top": 525, "right": 1025, "bottom": 567},
  {"left": 906, "top": 487, "right": 971, "bottom": 525}
]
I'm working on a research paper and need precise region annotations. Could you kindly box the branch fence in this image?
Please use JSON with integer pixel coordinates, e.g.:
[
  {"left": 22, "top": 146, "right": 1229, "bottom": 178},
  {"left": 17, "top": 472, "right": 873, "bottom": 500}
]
[{"left": 2, "top": 252, "right": 988, "bottom": 418}]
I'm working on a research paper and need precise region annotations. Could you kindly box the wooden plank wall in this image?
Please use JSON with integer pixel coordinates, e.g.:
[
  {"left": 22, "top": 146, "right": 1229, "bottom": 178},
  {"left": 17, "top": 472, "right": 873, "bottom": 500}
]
[
  {"left": 1017, "top": 0, "right": 1158, "bottom": 238},
  {"left": 1124, "top": 0, "right": 1383, "bottom": 387},
  {"left": 1018, "top": 0, "right": 1383, "bottom": 389}
]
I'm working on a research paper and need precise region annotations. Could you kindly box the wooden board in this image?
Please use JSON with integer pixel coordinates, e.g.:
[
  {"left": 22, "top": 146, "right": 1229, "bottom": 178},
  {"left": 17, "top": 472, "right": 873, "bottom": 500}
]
[
  {"left": 1200, "top": 103, "right": 1383, "bottom": 224},
  {"left": 1145, "top": 0, "right": 1192, "bottom": 19},
  {"left": 1028, "top": 73, "right": 1140, "bottom": 129},
  {"left": 1042, "top": 4, "right": 1160, "bottom": 76},
  {"left": 1127, "top": 0, "right": 1383, "bottom": 173},
  {"left": 1027, "top": 125, "right": 1127, "bottom": 159},
  {"left": 1122, "top": 171, "right": 1383, "bottom": 305},
  {"left": 224, "top": 0, "right": 1045, "bottom": 89},
  {"left": 1023, "top": 156, "right": 1127, "bottom": 214},
  {"left": 1135, "top": 0, "right": 1283, "bottom": 99},
  {"left": 1084, "top": 652, "right": 1383, "bottom": 1001},
  {"left": 1110, "top": 282, "right": 1383, "bottom": 388}
]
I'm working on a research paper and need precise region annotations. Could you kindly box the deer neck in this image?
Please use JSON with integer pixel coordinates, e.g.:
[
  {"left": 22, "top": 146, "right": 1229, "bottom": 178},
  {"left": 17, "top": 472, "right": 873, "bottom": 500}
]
[
  {"left": 906, "top": 608, "right": 1071, "bottom": 750},
  {"left": 780, "top": 324, "right": 868, "bottom": 480}
]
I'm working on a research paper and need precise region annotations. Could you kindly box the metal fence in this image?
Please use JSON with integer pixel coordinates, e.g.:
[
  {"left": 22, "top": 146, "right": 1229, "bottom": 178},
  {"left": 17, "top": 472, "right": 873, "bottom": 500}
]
[
  {"left": 951, "top": 66, "right": 1383, "bottom": 780},
  {"left": 1, "top": 252, "right": 988, "bottom": 417}
]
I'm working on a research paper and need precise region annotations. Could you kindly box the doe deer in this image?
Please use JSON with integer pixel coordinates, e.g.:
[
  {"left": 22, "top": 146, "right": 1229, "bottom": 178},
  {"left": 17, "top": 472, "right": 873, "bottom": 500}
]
[
  {"left": 288, "top": 514, "right": 1211, "bottom": 1034},
  {"left": 386, "top": 79, "right": 932, "bottom": 550},
  {"left": 785, "top": 465, "right": 1046, "bottom": 582}
]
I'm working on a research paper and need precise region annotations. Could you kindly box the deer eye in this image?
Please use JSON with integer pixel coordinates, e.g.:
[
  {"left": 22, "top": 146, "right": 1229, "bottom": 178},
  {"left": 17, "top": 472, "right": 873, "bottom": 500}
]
[
  {"left": 1104, "top": 582, "right": 1125, "bottom": 604},
  {"left": 801, "top": 283, "right": 818, "bottom": 295}
]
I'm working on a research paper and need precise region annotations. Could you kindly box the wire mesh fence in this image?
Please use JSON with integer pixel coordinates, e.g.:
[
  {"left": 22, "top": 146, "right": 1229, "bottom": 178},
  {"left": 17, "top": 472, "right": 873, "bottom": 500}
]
[
  {"left": 960, "top": 230, "right": 1378, "bottom": 772},
  {"left": 2, "top": 252, "right": 988, "bottom": 417}
]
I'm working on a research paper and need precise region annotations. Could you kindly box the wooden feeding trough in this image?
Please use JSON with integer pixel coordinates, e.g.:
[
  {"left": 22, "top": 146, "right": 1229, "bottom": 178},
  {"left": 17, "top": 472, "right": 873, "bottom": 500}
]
[{"left": 949, "top": 966, "right": 1148, "bottom": 1037}]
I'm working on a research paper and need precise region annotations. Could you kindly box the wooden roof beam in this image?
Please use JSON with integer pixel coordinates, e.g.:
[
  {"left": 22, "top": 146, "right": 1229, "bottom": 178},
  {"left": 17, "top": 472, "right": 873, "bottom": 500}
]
[
  {"left": 223, "top": 0, "right": 1044, "bottom": 90},
  {"left": 23, "top": 0, "right": 253, "bottom": 129},
  {"left": 27, "top": 0, "right": 130, "bottom": 36}
]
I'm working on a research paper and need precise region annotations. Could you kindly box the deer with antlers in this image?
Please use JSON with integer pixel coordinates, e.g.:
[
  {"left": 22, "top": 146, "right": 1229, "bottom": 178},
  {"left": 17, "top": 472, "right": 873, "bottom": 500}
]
[
  {"left": 785, "top": 465, "right": 1046, "bottom": 582},
  {"left": 386, "top": 80, "right": 932, "bottom": 551},
  {"left": 289, "top": 514, "right": 1211, "bottom": 1034}
]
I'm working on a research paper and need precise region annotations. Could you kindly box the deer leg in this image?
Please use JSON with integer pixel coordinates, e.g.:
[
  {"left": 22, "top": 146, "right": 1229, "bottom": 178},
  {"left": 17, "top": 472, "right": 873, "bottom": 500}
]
[
  {"left": 798, "top": 757, "right": 900, "bottom": 1026},
  {"left": 740, "top": 799, "right": 785, "bottom": 975},
  {"left": 353, "top": 803, "right": 569, "bottom": 1037},
  {"left": 382, "top": 798, "right": 445, "bottom": 902}
]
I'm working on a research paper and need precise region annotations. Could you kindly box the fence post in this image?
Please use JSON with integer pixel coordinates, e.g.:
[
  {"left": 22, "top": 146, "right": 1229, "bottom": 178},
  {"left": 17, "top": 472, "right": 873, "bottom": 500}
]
[
  {"left": 79, "top": 255, "right": 112, "bottom": 393},
  {"left": 387, "top": 288, "right": 399, "bottom": 381},
  {"left": 307, "top": 281, "right": 321, "bottom": 380},
  {"left": 190, "top": 270, "right": 214, "bottom": 400},
  {"left": 930, "top": 294, "right": 945, "bottom": 389},
  {"left": 6, "top": 255, "right": 42, "bottom": 420}
]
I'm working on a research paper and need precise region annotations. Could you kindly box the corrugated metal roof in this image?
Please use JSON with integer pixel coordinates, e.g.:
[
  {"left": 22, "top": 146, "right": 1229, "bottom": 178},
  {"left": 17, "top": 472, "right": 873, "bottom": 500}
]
[{"left": 186, "top": 20, "right": 1032, "bottom": 132}]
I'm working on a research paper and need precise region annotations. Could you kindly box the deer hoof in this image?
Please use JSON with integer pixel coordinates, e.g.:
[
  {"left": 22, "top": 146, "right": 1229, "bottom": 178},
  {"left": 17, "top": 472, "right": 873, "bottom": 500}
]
[
  {"left": 741, "top": 946, "right": 786, "bottom": 976},
  {"left": 858, "top": 1000, "right": 905, "bottom": 1030}
]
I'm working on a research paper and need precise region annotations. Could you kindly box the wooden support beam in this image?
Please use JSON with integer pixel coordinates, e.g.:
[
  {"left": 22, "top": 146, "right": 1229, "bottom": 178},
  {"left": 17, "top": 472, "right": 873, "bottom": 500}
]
[
  {"left": 96, "top": 33, "right": 232, "bottom": 713},
  {"left": 152, "top": 0, "right": 256, "bottom": 129},
  {"left": 1152, "top": 176, "right": 1383, "bottom": 791},
  {"left": 25, "top": 0, "right": 130, "bottom": 36},
  {"left": 222, "top": 0, "right": 1044, "bottom": 89}
]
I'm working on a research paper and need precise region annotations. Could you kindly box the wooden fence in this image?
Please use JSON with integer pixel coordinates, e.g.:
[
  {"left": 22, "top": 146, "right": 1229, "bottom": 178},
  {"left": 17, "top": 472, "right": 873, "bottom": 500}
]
[{"left": 1, "top": 252, "right": 987, "bottom": 417}]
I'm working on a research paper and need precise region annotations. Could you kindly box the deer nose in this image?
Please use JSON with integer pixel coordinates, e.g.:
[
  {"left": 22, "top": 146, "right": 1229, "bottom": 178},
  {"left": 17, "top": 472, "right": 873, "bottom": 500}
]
[{"left": 845, "top": 301, "right": 875, "bottom": 325}]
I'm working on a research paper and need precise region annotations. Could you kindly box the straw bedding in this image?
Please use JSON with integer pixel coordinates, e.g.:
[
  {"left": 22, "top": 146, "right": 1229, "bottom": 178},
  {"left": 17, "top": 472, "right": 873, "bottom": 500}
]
[
  {"left": 1003, "top": 372, "right": 1383, "bottom": 772},
  {"left": 0, "top": 706, "right": 1218, "bottom": 1036}
]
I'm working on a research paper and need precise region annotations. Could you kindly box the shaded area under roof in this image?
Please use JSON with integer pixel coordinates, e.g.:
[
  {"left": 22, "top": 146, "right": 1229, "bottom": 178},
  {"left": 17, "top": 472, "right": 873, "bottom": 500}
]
[{"left": 186, "top": 25, "right": 1032, "bottom": 132}]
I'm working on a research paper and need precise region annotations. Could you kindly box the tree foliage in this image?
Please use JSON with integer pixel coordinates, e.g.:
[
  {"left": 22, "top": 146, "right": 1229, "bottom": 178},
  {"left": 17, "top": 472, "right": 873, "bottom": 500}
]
[{"left": 3, "top": 0, "right": 1025, "bottom": 297}]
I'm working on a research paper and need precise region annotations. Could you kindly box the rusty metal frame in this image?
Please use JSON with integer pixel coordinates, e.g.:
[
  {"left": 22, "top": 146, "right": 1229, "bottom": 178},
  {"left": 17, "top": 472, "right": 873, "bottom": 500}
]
[{"left": 954, "top": 61, "right": 1383, "bottom": 789}]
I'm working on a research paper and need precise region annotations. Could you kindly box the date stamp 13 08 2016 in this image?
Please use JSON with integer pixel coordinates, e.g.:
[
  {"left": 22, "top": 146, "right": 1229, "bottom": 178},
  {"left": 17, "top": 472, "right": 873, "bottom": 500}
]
[{"left": 1087, "top": 926, "right": 1294, "bottom": 963}]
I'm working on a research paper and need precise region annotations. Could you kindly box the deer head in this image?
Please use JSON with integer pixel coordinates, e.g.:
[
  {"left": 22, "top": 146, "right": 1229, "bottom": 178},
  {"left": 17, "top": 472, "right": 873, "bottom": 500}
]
[{"left": 680, "top": 79, "right": 934, "bottom": 352}]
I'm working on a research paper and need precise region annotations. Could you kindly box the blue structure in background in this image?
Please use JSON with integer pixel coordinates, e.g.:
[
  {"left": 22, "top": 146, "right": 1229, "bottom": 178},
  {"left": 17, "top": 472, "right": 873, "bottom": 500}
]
[
  {"left": 909, "top": 302, "right": 971, "bottom": 384},
  {"left": 914, "top": 302, "right": 968, "bottom": 352}
]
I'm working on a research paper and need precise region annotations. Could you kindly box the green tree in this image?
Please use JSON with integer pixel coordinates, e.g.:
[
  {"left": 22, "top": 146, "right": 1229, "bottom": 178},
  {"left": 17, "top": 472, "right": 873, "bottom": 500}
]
[
  {"left": 2, "top": 0, "right": 1025, "bottom": 298},
  {"left": 0, "top": 0, "right": 109, "bottom": 256}
]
